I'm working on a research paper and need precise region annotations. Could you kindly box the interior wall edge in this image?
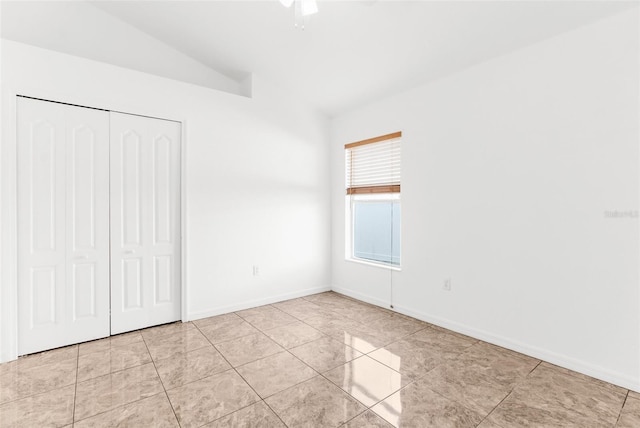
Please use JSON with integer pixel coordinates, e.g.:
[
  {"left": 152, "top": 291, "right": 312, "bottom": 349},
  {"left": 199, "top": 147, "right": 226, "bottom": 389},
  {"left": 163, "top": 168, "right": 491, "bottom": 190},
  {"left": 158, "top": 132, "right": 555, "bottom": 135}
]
[{"left": 332, "top": 284, "right": 640, "bottom": 393}]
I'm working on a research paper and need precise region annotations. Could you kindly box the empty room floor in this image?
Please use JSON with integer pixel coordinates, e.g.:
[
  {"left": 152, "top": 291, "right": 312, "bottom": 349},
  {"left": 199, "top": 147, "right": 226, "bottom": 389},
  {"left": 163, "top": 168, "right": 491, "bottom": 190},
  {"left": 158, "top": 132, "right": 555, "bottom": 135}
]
[{"left": 0, "top": 291, "right": 638, "bottom": 427}]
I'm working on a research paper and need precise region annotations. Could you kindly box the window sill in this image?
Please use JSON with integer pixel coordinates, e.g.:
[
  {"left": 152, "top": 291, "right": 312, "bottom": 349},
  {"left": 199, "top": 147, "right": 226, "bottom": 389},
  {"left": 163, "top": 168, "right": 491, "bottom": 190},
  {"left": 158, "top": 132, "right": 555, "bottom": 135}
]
[{"left": 345, "top": 257, "right": 402, "bottom": 272}]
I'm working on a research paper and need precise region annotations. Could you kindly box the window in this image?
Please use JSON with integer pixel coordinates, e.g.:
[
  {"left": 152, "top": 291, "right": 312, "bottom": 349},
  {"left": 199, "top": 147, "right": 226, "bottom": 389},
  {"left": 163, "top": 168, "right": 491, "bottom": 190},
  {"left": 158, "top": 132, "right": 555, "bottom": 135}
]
[{"left": 345, "top": 132, "right": 401, "bottom": 267}]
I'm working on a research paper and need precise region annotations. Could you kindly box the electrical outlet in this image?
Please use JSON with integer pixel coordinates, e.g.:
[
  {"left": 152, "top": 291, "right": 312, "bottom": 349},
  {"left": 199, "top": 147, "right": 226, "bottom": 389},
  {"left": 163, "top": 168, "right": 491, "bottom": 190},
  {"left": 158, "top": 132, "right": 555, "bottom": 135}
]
[
  {"left": 443, "top": 278, "right": 451, "bottom": 291},
  {"left": 253, "top": 265, "right": 260, "bottom": 276}
]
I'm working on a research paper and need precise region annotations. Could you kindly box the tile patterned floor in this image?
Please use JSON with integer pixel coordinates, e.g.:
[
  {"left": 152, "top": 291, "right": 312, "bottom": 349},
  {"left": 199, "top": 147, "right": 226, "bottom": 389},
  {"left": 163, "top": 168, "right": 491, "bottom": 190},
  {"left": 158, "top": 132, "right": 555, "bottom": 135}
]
[{"left": 0, "top": 291, "right": 638, "bottom": 427}]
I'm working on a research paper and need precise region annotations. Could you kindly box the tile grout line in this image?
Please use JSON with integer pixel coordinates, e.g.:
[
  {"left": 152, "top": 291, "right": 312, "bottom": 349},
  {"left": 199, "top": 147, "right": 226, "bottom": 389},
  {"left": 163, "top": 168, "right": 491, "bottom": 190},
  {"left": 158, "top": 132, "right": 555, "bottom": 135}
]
[
  {"left": 538, "top": 360, "right": 631, "bottom": 398},
  {"left": 135, "top": 331, "right": 234, "bottom": 392},
  {"left": 75, "top": 337, "right": 151, "bottom": 383},
  {"left": 474, "top": 383, "right": 521, "bottom": 428},
  {"left": 615, "top": 390, "right": 630, "bottom": 426},
  {"left": 196, "top": 309, "right": 298, "bottom": 350},
  {"left": 72, "top": 332, "right": 173, "bottom": 426},
  {"left": 72, "top": 391, "right": 168, "bottom": 426},
  {"left": 346, "top": 353, "right": 457, "bottom": 424},
  {"left": 71, "top": 345, "right": 80, "bottom": 426},
  {"left": 280, "top": 296, "right": 432, "bottom": 425},
  {"left": 528, "top": 360, "right": 542, "bottom": 376},
  {"left": 199, "top": 300, "right": 403, "bottom": 427},
  {"left": 140, "top": 329, "right": 182, "bottom": 427},
  {"left": 270, "top": 315, "right": 378, "bottom": 424},
  {"left": 474, "top": 359, "right": 555, "bottom": 428},
  {"left": 192, "top": 322, "right": 291, "bottom": 428},
  {"left": 0, "top": 348, "right": 80, "bottom": 407},
  {"left": 301, "top": 296, "right": 534, "bottom": 427}
]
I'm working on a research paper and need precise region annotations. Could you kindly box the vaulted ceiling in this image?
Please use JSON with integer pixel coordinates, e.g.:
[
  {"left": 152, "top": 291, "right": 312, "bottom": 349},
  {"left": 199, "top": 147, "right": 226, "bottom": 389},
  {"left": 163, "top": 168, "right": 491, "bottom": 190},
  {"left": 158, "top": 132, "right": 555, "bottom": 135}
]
[{"left": 2, "top": 1, "right": 635, "bottom": 116}]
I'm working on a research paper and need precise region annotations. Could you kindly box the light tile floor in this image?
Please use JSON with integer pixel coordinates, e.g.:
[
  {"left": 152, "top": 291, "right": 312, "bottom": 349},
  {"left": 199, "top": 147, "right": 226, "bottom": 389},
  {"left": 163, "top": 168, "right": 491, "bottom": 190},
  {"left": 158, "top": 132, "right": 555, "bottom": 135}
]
[{"left": 0, "top": 291, "right": 638, "bottom": 427}]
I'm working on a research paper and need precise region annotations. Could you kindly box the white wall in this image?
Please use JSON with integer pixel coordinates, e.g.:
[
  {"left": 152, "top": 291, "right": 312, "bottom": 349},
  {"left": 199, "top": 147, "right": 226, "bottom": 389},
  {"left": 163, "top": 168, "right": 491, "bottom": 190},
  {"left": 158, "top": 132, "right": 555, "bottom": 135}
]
[
  {"left": 331, "top": 8, "right": 639, "bottom": 390},
  {"left": 0, "top": 40, "right": 331, "bottom": 362}
]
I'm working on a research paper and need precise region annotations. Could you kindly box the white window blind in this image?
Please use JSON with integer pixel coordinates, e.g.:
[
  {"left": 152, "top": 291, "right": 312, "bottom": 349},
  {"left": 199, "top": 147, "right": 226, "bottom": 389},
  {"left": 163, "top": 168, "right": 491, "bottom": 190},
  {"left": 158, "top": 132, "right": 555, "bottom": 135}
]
[{"left": 345, "top": 131, "right": 401, "bottom": 195}]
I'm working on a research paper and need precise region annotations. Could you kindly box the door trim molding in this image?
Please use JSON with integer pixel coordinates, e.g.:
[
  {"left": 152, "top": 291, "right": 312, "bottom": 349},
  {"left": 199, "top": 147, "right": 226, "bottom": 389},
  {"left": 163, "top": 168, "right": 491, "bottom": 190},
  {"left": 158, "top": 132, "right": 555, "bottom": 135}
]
[
  {"left": 1, "top": 88, "right": 20, "bottom": 363},
  {"left": 0, "top": 89, "right": 187, "bottom": 362}
]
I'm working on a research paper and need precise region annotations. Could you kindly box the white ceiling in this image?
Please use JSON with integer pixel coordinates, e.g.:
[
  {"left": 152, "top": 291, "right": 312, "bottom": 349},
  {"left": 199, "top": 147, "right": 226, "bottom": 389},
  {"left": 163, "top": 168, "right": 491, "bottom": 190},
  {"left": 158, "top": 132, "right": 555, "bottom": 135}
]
[{"left": 3, "top": 1, "right": 636, "bottom": 116}]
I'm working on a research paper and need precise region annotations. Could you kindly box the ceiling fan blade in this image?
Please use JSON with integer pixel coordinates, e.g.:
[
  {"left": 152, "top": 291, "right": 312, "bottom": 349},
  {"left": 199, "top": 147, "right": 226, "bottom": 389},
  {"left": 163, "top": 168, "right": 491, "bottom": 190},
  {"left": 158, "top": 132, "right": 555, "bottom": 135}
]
[
  {"left": 301, "top": 0, "right": 318, "bottom": 16},
  {"left": 280, "top": 0, "right": 294, "bottom": 8}
]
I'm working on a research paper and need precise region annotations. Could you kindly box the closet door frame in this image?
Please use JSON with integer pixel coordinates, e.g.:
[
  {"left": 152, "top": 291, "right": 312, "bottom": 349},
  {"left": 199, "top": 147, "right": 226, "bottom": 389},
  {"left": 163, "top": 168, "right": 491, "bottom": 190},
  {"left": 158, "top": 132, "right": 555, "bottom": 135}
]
[{"left": 0, "top": 90, "right": 188, "bottom": 363}]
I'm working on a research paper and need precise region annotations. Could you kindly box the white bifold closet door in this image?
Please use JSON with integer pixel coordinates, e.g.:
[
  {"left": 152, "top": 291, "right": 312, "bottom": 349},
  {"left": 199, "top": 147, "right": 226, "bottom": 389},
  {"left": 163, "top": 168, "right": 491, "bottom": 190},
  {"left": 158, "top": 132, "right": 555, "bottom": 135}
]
[
  {"left": 17, "top": 97, "right": 110, "bottom": 355},
  {"left": 110, "top": 112, "right": 181, "bottom": 335},
  {"left": 17, "top": 98, "right": 181, "bottom": 355}
]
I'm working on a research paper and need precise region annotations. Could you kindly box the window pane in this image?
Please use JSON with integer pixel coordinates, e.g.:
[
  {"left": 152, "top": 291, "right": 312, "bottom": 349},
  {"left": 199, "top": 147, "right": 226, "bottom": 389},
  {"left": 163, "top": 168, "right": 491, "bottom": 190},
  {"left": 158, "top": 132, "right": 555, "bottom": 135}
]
[{"left": 353, "top": 201, "right": 400, "bottom": 265}]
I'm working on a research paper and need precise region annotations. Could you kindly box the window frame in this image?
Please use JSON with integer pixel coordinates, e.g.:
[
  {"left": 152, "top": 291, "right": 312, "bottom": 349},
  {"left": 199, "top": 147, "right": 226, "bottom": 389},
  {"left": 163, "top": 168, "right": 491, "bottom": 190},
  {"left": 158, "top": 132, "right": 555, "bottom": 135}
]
[
  {"left": 344, "top": 132, "right": 402, "bottom": 269},
  {"left": 346, "top": 193, "right": 401, "bottom": 269}
]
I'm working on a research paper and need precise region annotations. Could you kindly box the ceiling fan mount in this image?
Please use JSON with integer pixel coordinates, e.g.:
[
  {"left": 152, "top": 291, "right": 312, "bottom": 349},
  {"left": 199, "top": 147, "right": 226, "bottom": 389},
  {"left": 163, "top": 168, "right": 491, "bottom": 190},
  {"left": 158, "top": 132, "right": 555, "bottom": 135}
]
[{"left": 279, "top": 0, "right": 318, "bottom": 29}]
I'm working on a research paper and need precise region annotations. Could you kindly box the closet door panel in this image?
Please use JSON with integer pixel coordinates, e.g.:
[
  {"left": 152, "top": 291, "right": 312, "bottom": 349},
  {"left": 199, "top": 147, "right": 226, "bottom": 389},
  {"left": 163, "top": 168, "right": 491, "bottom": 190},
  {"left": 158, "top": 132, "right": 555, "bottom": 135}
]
[
  {"left": 70, "top": 126, "right": 97, "bottom": 250},
  {"left": 153, "top": 255, "right": 172, "bottom": 304},
  {"left": 72, "top": 263, "right": 96, "bottom": 318},
  {"left": 121, "top": 131, "right": 143, "bottom": 246},
  {"left": 149, "top": 119, "right": 181, "bottom": 311},
  {"left": 122, "top": 258, "right": 143, "bottom": 310},
  {"left": 29, "top": 119, "right": 61, "bottom": 253},
  {"left": 110, "top": 112, "right": 181, "bottom": 334},
  {"left": 18, "top": 99, "right": 67, "bottom": 354},
  {"left": 17, "top": 98, "right": 110, "bottom": 355},
  {"left": 153, "top": 135, "right": 172, "bottom": 244},
  {"left": 66, "top": 105, "right": 110, "bottom": 327},
  {"left": 30, "top": 267, "right": 58, "bottom": 326}
]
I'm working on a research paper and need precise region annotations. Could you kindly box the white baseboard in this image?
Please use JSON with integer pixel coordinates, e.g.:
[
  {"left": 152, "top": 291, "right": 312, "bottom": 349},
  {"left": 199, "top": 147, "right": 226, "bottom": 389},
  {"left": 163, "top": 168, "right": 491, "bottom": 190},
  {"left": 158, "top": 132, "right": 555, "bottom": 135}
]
[
  {"left": 332, "top": 286, "right": 391, "bottom": 309},
  {"left": 331, "top": 285, "right": 640, "bottom": 393},
  {"left": 186, "top": 285, "right": 332, "bottom": 322}
]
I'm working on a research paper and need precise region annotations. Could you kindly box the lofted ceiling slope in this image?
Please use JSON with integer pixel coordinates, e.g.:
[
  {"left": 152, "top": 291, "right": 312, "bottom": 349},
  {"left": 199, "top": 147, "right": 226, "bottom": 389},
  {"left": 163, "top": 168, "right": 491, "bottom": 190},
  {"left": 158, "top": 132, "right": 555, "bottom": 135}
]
[{"left": 2, "top": 1, "right": 637, "bottom": 116}]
